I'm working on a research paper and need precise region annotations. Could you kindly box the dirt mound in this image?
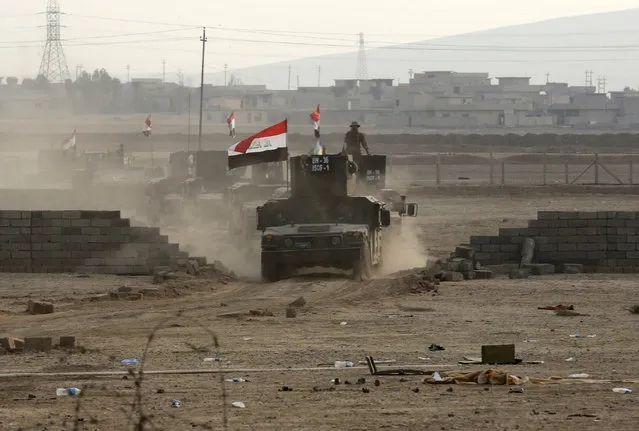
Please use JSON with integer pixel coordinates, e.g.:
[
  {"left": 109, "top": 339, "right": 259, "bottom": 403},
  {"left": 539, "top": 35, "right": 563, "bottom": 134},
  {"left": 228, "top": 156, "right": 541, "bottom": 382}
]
[{"left": 384, "top": 267, "right": 440, "bottom": 295}]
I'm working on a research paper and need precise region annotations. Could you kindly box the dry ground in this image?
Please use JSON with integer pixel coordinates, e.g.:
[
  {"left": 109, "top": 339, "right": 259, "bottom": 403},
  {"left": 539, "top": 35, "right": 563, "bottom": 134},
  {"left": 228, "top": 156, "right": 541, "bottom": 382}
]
[{"left": 2, "top": 194, "right": 639, "bottom": 430}]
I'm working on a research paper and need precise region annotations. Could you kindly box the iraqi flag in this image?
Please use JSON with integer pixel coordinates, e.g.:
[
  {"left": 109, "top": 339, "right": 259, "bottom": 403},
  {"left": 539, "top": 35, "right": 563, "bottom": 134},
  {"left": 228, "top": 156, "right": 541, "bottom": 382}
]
[
  {"left": 310, "top": 104, "right": 320, "bottom": 138},
  {"left": 143, "top": 114, "right": 152, "bottom": 137},
  {"left": 227, "top": 120, "right": 288, "bottom": 170},
  {"left": 62, "top": 129, "right": 76, "bottom": 151},
  {"left": 227, "top": 112, "right": 236, "bottom": 138}
]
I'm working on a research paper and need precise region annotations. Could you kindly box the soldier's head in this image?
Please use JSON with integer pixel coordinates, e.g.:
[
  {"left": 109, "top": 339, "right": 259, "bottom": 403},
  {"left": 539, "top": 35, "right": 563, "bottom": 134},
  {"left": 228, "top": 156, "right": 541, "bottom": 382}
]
[{"left": 349, "top": 121, "right": 360, "bottom": 131}]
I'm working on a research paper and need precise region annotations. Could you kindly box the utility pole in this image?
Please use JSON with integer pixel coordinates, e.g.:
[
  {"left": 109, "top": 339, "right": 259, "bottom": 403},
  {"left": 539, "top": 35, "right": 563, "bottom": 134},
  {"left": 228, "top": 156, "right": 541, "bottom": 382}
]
[
  {"left": 162, "top": 59, "right": 166, "bottom": 82},
  {"left": 75, "top": 65, "right": 82, "bottom": 80},
  {"left": 585, "top": 70, "right": 593, "bottom": 88},
  {"left": 408, "top": 68, "right": 413, "bottom": 81},
  {"left": 545, "top": 72, "right": 550, "bottom": 84},
  {"left": 296, "top": 74, "right": 299, "bottom": 90},
  {"left": 287, "top": 65, "right": 291, "bottom": 91},
  {"left": 126, "top": 64, "right": 130, "bottom": 83},
  {"left": 317, "top": 65, "right": 321, "bottom": 87},
  {"left": 187, "top": 91, "right": 191, "bottom": 151},
  {"left": 224, "top": 64, "right": 228, "bottom": 86},
  {"left": 198, "top": 27, "right": 207, "bottom": 152}
]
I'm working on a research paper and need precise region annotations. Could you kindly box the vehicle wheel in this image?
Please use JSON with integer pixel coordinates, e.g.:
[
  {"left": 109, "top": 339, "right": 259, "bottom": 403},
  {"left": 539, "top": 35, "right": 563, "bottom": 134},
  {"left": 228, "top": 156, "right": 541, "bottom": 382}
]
[
  {"left": 352, "top": 241, "right": 372, "bottom": 281},
  {"left": 261, "top": 257, "right": 279, "bottom": 282}
]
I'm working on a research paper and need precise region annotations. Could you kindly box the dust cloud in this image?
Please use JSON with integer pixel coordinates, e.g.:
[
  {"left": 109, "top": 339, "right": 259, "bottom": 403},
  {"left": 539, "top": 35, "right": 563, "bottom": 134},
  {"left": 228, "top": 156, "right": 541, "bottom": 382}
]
[
  {"left": 380, "top": 216, "right": 429, "bottom": 274},
  {"left": 158, "top": 203, "right": 261, "bottom": 280}
]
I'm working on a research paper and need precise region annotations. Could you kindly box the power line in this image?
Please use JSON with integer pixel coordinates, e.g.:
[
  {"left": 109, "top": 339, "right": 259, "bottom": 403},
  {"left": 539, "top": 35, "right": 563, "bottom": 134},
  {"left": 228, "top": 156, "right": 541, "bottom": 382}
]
[{"left": 0, "top": 27, "right": 198, "bottom": 45}]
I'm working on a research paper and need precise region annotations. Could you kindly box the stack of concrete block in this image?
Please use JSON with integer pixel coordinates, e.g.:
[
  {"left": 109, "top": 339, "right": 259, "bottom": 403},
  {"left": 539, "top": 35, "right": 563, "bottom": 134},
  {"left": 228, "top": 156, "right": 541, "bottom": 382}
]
[
  {"left": 0, "top": 210, "right": 198, "bottom": 274},
  {"left": 468, "top": 211, "right": 639, "bottom": 273}
]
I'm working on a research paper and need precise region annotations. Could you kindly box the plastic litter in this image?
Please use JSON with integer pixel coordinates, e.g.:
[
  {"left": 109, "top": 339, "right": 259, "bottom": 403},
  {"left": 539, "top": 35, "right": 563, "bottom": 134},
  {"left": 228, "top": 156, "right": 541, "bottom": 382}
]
[
  {"left": 340, "top": 321, "right": 348, "bottom": 326},
  {"left": 565, "top": 357, "right": 575, "bottom": 362},
  {"left": 225, "top": 378, "right": 248, "bottom": 382},
  {"left": 56, "top": 388, "right": 81, "bottom": 397},
  {"left": 524, "top": 339, "right": 538, "bottom": 343},
  {"left": 121, "top": 358, "right": 140, "bottom": 365},
  {"left": 203, "top": 357, "right": 221, "bottom": 362},
  {"left": 232, "top": 401, "right": 246, "bottom": 408},
  {"left": 568, "top": 373, "right": 589, "bottom": 378},
  {"left": 428, "top": 344, "right": 445, "bottom": 351},
  {"left": 334, "top": 361, "right": 355, "bottom": 368},
  {"left": 612, "top": 388, "right": 632, "bottom": 394},
  {"left": 509, "top": 387, "right": 524, "bottom": 393},
  {"left": 171, "top": 399, "right": 182, "bottom": 408},
  {"left": 432, "top": 371, "right": 443, "bottom": 382}
]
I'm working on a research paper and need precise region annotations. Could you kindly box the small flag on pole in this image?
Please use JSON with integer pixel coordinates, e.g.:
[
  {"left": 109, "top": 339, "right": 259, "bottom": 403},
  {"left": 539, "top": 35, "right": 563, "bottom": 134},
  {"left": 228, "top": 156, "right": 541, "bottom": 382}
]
[
  {"left": 310, "top": 104, "right": 320, "bottom": 138},
  {"left": 309, "top": 104, "right": 324, "bottom": 155},
  {"left": 227, "top": 120, "right": 288, "bottom": 170},
  {"left": 227, "top": 111, "right": 236, "bottom": 138},
  {"left": 143, "top": 114, "right": 152, "bottom": 137},
  {"left": 61, "top": 129, "right": 76, "bottom": 151}
]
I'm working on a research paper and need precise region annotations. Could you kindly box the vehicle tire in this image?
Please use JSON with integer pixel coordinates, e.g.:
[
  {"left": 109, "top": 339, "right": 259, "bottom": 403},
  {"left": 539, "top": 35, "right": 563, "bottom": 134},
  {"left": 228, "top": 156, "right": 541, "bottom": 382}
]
[
  {"left": 261, "top": 257, "right": 279, "bottom": 282},
  {"left": 352, "top": 240, "right": 372, "bottom": 281}
]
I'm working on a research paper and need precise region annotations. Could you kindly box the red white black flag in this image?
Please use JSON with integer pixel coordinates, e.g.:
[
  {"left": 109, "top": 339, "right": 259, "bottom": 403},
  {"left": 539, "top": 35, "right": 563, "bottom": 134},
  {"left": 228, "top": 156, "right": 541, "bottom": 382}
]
[
  {"left": 143, "top": 114, "right": 152, "bottom": 137},
  {"left": 310, "top": 104, "right": 320, "bottom": 138},
  {"left": 227, "top": 112, "right": 236, "bottom": 138},
  {"left": 227, "top": 120, "right": 288, "bottom": 170},
  {"left": 310, "top": 104, "right": 324, "bottom": 155}
]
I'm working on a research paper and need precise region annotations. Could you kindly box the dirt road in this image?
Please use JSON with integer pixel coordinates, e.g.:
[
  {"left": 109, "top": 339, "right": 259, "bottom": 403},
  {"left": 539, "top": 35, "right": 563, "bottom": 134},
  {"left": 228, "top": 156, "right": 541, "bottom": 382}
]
[{"left": 1, "top": 194, "right": 639, "bottom": 430}]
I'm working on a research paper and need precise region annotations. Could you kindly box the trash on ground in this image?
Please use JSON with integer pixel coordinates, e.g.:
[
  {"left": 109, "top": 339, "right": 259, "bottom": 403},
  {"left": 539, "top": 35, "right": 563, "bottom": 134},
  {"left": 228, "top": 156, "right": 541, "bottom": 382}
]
[
  {"left": 612, "top": 388, "right": 632, "bottom": 394},
  {"left": 509, "top": 387, "right": 524, "bottom": 393},
  {"left": 524, "top": 339, "right": 538, "bottom": 343},
  {"left": 121, "top": 358, "right": 140, "bottom": 365},
  {"left": 56, "top": 388, "right": 81, "bottom": 397},
  {"left": 340, "top": 321, "right": 348, "bottom": 326},
  {"left": 567, "top": 373, "right": 589, "bottom": 378},
  {"left": 565, "top": 357, "right": 575, "bottom": 362},
  {"left": 423, "top": 369, "right": 560, "bottom": 385},
  {"left": 225, "top": 377, "right": 248, "bottom": 382},
  {"left": 242, "top": 337, "right": 253, "bottom": 341},
  {"left": 538, "top": 305, "right": 574, "bottom": 311},
  {"left": 335, "top": 360, "right": 356, "bottom": 368},
  {"left": 171, "top": 400, "right": 182, "bottom": 408},
  {"left": 569, "top": 334, "right": 597, "bottom": 338},
  {"left": 418, "top": 357, "right": 431, "bottom": 361},
  {"left": 231, "top": 401, "right": 246, "bottom": 408},
  {"left": 203, "top": 357, "right": 221, "bottom": 362},
  {"left": 428, "top": 344, "right": 445, "bottom": 351}
]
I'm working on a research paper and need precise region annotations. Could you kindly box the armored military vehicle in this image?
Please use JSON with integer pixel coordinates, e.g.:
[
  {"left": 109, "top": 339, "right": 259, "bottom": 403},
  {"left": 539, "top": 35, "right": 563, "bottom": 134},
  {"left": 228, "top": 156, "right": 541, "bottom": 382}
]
[{"left": 256, "top": 153, "right": 417, "bottom": 282}]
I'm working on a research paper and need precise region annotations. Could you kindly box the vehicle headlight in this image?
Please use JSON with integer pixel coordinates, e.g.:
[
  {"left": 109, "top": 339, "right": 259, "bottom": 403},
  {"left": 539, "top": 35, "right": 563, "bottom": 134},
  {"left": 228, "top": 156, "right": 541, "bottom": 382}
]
[
  {"left": 284, "top": 238, "right": 293, "bottom": 247},
  {"left": 331, "top": 236, "right": 341, "bottom": 246}
]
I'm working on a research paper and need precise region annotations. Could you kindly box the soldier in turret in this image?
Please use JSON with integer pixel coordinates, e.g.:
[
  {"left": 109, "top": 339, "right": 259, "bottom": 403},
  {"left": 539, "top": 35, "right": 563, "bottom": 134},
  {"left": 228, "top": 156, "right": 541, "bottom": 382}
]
[{"left": 343, "top": 121, "right": 370, "bottom": 156}]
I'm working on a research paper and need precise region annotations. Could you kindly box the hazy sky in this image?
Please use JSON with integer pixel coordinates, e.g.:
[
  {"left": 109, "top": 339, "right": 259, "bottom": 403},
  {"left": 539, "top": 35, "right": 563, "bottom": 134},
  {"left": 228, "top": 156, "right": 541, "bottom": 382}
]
[{"left": 1, "top": 0, "right": 638, "bottom": 85}]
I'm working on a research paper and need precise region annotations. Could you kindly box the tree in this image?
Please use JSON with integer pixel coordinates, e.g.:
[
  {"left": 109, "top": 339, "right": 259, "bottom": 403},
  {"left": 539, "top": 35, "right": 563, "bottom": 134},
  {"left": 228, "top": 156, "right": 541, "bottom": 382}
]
[{"left": 66, "top": 68, "right": 123, "bottom": 114}]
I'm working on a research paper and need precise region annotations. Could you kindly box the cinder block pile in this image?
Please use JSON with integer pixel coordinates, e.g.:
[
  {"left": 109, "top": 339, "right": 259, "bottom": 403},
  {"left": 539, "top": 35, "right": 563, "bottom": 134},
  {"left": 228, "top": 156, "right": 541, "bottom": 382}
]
[
  {"left": 468, "top": 210, "right": 639, "bottom": 273},
  {"left": 0, "top": 210, "right": 198, "bottom": 274}
]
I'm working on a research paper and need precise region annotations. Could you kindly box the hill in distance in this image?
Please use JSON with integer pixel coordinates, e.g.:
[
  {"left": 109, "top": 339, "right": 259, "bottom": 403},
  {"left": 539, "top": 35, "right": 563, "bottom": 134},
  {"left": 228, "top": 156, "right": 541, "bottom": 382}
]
[{"left": 203, "top": 8, "right": 639, "bottom": 91}]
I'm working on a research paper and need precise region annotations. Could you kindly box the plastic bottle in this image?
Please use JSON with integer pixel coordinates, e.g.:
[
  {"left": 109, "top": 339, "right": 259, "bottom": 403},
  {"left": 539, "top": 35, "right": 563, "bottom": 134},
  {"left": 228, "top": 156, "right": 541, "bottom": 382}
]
[
  {"left": 612, "top": 388, "right": 632, "bottom": 394},
  {"left": 334, "top": 361, "right": 355, "bottom": 368},
  {"left": 56, "top": 388, "right": 81, "bottom": 396},
  {"left": 121, "top": 359, "right": 140, "bottom": 365},
  {"left": 225, "top": 378, "right": 247, "bottom": 382}
]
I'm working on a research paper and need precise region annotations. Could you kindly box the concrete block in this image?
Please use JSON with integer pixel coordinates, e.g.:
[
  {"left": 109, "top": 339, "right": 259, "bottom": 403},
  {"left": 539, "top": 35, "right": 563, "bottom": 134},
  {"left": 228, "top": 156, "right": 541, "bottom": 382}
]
[
  {"left": 454, "top": 245, "right": 475, "bottom": 260},
  {"left": 616, "top": 212, "right": 636, "bottom": 220},
  {"left": 61, "top": 211, "right": 82, "bottom": 219},
  {"left": 442, "top": 271, "right": 464, "bottom": 282},
  {"left": 482, "top": 344, "right": 516, "bottom": 364},
  {"left": 474, "top": 269, "right": 492, "bottom": 279},
  {"left": 70, "top": 219, "right": 90, "bottom": 227},
  {"left": 286, "top": 308, "right": 297, "bottom": 318},
  {"left": 27, "top": 300, "right": 54, "bottom": 315},
  {"left": 562, "top": 263, "right": 584, "bottom": 274},
  {"left": 577, "top": 211, "right": 598, "bottom": 220},
  {"left": 24, "top": 337, "right": 53, "bottom": 352},
  {"left": 461, "top": 270, "right": 476, "bottom": 280},
  {"left": 59, "top": 336, "right": 76, "bottom": 349},
  {"left": 90, "top": 219, "right": 113, "bottom": 227},
  {"left": 537, "top": 211, "right": 559, "bottom": 220},
  {"left": 568, "top": 219, "right": 588, "bottom": 228},
  {"left": 0, "top": 336, "right": 24, "bottom": 352},
  {"left": 470, "top": 236, "right": 493, "bottom": 245},
  {"left": 558, "top": 211, "right": 578, "bottom": 220}
]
